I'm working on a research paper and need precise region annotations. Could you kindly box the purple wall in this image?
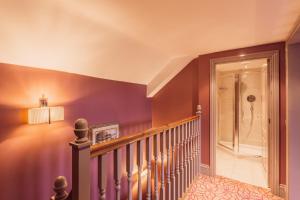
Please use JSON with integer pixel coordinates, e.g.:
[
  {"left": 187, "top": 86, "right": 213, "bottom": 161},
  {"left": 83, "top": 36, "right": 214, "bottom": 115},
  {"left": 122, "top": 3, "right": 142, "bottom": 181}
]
[
  {"left": 0, "top": 63, "right": 152, "bottom": 200},
  {"left": 152, "top": 59, "right": 199, "bottom": 126},
  {"left": 287, "top": 42, "right": 300, "bottom": 199}
]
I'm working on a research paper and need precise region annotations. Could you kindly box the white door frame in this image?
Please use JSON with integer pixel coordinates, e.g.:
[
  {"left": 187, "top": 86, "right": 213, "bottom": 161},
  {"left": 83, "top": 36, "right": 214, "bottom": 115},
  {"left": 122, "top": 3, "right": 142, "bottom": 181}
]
[{"left": 210, "top": 51, "right": 280, "bottom": 195}]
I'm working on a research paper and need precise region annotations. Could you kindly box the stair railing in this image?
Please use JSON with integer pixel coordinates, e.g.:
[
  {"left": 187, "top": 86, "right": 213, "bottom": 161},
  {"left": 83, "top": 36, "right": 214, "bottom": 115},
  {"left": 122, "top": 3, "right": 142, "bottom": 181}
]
[{"left": 50, "top": 105, "right": 202, "bottom": 200}]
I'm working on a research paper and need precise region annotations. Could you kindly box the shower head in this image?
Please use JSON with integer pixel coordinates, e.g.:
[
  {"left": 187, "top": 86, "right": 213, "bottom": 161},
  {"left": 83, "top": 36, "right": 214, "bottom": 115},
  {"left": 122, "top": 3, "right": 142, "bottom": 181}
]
[{"left": 247, "top": 95, "right": 256, "bottom": 102}]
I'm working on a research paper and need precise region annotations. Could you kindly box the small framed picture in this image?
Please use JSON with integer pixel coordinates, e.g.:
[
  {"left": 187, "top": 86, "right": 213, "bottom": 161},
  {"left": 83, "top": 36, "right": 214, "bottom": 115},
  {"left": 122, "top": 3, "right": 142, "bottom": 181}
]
[{"left": 89, "top": 123, "right": 119, "bottom": 145}]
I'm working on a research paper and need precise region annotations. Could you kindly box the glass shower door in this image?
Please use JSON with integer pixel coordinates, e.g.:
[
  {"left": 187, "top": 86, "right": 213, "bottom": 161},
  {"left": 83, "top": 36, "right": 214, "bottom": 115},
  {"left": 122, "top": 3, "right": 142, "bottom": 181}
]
[{"left": 217, "top": 73, "right": 235, "bottom": 150}]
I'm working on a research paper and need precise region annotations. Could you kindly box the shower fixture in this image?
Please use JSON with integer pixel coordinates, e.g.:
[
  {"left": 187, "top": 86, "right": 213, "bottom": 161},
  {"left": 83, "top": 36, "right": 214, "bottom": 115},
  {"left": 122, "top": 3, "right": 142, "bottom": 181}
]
[
  {"left": 246, "top": 94, "right": 256, "bottom": 139},
  {"left": 247, "top": 95, "right": 256, "bottom": 102}
]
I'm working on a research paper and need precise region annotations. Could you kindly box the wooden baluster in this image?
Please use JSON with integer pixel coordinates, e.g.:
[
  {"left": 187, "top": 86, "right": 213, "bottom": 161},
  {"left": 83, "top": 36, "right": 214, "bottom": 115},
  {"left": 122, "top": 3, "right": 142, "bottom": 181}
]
[
  {"left": 192, "top": 120, "right": 198, "bottom": 177},
  {"left": 126, "top": 144, "right": 134, "bottom": 200},
  {"left": 50, "top": 176, "right": 69, "bottom": 200},
  {"left": 190, "top": 121, "right": 193, "bottom": 180},
  {"left": 146, "top": 137, "right": 152, "bottom": 200},
  {"left": 190, "top": 120, "right": 194, "bottom": 184},
  {"left": 185, "top": 123, "right": 189, "bottom": 193},
  {"left": 188, "top": 121, "right": 193, "bottom": 186},
  {"left": 187, "top": 121, "right": 191, "bottom": 188},
  {"left": 153, "top": 134, "right": 159, "bottom": 200},
  {"left": 137, "top": 140, "right": 143, "bottom": 200},
  {"left": 160, "top": 131, "right": 166, "bottom": 200},
  {"left": 114, "top": 149, "right": 121, "bottom": 200},
  {"left": 198, "top": 118, "right": 202, "bottom": 174},
  {"left": 196, "top": 105, "right": 202, "bottom": 175},
  {"left": 175, "top": 126, "right": 181, "bottom": 199},
  {"left": 189, "top": 121, "right": 193, "bottom": 184},
  {"left": 195, "top": 119, "right": 199, "bottom": 176},
  {"left": 194, "top": 120, "right": 199, "bottom": 176},
  {"left": 180, "top": 125, "right": 184, "bottom": 197},
  {"left": 196, "top": 119, "right": 200, "bottom": 176},
  {"left": 70, "top": 119, "right": 91, "bottom": 200},
  {"left": 197, "top": 119, "right": 201, "bottom": 173},
  {"left": 166, "top": 129, "right": 171, "bottom": 200},
  {"left": 170, "top": 128, "right": 176, "bottom": 200},
  {"left": 98, "top": 154, "right": 107, "bottom": 200},
  {"left": 187, "top": 122, "right": 191, "bottom": 187},
  {"left": 191, "top": 121, "right": 194, "bottom": 182},
  {"left": 183, "top": 123, "right": 187, "bottom": 192}
]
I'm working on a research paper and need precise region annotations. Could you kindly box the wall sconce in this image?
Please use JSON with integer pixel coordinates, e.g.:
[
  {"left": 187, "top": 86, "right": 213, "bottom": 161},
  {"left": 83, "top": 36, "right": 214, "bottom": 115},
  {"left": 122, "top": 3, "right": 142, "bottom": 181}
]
[{"left": 28, "top": 95, "right": 64, "bottom": 125}]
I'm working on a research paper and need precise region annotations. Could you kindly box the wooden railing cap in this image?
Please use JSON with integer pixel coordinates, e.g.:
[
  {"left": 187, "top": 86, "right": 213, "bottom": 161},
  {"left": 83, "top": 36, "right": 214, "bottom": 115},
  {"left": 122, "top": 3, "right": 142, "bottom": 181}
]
[
  {"left": 51, "top": 176, "right": 68, "bottom": 200},
  {"left": 196, "top": 104, "right": 202, "bottom": 115},
  {"left": 74, "top": 118, "right": 89, "bottom": 143},
  {"left": 54, "top": 176, "right": 68, "bottom": 189}
]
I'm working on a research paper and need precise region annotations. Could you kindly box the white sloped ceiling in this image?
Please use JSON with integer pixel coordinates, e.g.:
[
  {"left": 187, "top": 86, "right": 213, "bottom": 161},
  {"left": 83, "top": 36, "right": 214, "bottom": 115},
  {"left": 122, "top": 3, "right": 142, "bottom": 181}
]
[{"left": 0, "top": 0, "right": 299, "bottom": 95}]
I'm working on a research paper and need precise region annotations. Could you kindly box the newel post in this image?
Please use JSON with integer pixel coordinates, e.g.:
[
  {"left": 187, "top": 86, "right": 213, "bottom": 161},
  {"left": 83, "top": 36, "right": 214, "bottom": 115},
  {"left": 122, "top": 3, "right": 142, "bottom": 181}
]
[
  {"left": 50, "top": 176, "right": 69, "bottom": 200},
  {"left": 196, "top": 105, "right": 202, "bottom": 116},
  {"left": 70, "top": 118, "right": 92, "bottom": 200}
]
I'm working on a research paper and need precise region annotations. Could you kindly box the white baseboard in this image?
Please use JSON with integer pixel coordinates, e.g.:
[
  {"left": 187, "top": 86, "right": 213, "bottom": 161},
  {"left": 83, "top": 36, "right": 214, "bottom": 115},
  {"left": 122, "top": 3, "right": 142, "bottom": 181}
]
[{"left": 279, "top": 184, "right": 287, "bottom": 199}]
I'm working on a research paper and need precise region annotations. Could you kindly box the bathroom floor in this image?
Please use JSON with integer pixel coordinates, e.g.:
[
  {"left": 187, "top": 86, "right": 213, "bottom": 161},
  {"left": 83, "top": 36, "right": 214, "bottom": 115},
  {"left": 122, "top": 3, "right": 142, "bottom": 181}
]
[{"left": 216, "top": 146, "right": 268, "bottom": 188}]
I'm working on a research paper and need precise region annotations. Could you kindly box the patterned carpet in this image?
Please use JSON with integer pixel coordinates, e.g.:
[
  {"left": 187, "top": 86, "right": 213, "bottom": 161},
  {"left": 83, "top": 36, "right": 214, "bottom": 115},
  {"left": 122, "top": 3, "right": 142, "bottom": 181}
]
[{"left": 183, "top": 175, "right": 283, "bottom": 200}]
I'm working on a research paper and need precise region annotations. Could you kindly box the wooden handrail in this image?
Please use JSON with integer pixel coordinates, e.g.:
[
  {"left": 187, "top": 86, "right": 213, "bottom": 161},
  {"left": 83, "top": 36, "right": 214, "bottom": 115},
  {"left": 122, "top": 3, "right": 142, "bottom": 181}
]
[
  {"left": 90, "top": 115, "right": 198, "bottom": 158},
  {"left": 167, "top": 116, "right": 198, "bottom": 128},
  {"left": 50, "top": 105, "right": 202, "bottom": 200}
]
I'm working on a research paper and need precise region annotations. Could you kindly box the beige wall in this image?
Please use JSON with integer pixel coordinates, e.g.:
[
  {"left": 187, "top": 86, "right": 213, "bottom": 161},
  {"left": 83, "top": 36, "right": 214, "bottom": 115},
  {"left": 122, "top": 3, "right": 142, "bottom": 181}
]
[{"left": 239, "top": 69, "right": 267, "bottom": 146}]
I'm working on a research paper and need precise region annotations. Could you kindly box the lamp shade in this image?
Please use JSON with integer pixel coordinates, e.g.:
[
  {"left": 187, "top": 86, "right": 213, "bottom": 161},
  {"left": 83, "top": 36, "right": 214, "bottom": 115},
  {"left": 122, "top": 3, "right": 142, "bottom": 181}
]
[
  {"left": 28, "top": 106, "right": 64, "bottom": 124},
  {"left": 50, "top": 106, "right": 64, "bottom": 122},
  {"left": 28, "top": 107, "right": 50, "bottom": 124}
]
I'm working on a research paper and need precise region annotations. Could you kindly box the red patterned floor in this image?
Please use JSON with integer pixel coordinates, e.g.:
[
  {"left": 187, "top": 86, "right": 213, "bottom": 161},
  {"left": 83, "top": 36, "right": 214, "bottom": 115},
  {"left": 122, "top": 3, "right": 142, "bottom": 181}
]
[{"left": 183, "top": 175, "right": 283, "bottom": 200}]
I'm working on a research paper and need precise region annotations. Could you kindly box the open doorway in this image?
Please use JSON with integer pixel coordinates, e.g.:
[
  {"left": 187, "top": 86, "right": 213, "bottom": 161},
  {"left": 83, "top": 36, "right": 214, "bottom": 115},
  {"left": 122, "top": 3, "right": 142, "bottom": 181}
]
[
  {"left": 210, "top": 51, "right": 280, "bottom": 195},
  {"left": 215, "top": 58, "right": 268, "bottom": 187}
]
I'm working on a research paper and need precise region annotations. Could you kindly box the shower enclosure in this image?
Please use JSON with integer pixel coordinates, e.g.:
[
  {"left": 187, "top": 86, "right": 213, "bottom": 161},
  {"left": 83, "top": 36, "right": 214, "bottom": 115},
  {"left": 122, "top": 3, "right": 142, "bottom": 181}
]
[{"left": 216, "top": 59, "right": 268, "bottom": 163}]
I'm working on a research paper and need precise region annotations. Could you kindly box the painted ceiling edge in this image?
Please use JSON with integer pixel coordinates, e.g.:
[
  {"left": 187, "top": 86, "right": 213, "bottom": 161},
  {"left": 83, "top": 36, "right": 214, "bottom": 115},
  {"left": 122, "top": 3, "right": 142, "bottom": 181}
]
[
  {"left": 287, "top": 15, "right": 300, "bottom": 44},
  {"left": 0, "top": 62, "right": 149, "bottom": 87},
  {"left": 147, "top": 55, "right": 196, "bottom": 97},
  {"left": 146, "top": 39, "right": 290, "bottom": 98}
]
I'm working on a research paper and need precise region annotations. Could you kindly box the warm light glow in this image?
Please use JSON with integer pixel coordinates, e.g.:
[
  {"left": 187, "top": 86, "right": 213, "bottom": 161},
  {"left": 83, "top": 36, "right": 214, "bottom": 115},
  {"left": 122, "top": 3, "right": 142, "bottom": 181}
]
[{"left": 141, "top": 169, "right": 148, "bottom": 177}]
